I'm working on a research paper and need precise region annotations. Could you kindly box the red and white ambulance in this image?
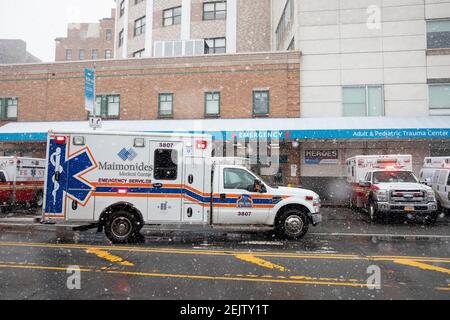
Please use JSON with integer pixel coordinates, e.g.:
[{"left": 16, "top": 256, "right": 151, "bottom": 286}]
[
  {"left": 346, "top": 155, "right": 438, "bottom": 223},
  {"left": 0, "top": 157, "right": 45, "bottom": 211}
]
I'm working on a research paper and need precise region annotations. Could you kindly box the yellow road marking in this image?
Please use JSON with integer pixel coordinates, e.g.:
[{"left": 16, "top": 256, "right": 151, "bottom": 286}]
[
  {"left": 393, "top": 259, "right": 450, "bottom": 275},
  {"left": 85, "top": 248, "right": 134, "bottom": 267},
  {"left": 225, "top": 273, "right": 361, "bottom": 283},
  {"left": 235, "top": 254, "right": 288, "bottom": 272},
  {"left": 435, "top": 287, "right": 450, "bottom": 291},
  {"left": 0, "top": 262, "right": 367, "bottom": 288},
  {"left": 0, "top": 241, "right": 449, "bottom": 264}
]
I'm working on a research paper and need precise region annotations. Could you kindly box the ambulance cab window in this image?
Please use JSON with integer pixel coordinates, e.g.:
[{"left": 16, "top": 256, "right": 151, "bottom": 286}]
[
  {"left": 154, "top": 149, "right": 178, "bottom": 180},
  {"left": 0, "top": 172, "right": 6, "bottom": 183},
  {"left": 224, "top": 168, "right": 255, "bottom": 190}
]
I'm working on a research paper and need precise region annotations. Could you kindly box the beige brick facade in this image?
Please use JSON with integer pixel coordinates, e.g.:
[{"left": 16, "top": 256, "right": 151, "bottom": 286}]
[{"left": 115, "top": 0, "right": 270, "bottom": 58}]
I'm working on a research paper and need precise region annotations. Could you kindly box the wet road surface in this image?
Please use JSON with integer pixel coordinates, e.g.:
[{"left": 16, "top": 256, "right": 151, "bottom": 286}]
[{"left": 0, "top": 222, "right": 449, "bottom": 300}]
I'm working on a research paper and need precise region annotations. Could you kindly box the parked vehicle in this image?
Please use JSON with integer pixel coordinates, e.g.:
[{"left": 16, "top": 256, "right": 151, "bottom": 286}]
[
  {"left": 346, "top": 155, "right": 438, "bottom": 223},
  {"left": 0, "top": 157, "right": 45, "bottom": 211},
  {"left": 419, "top": 157, "right": 450, "bottom": 186},
  {"left": 43, "top": 131, "right": 321, "bottom": 243},
  {"left": 420, "top": 156, "right": 450, "bottom": 214}
]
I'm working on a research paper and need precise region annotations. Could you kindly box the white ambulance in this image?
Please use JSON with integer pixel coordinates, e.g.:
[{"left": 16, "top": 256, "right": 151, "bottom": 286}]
[
  {"left": 419, "top": 156, "right": 450, "bottom": 213},
  {"left": 43, "top": 131, "right": 321, "bottom": 243},
  {"left": 0, "top": 157, "right": 45, "bottom": 211},
  {"left": 346, "top": 155, "right": 438, "bottom": 223}
]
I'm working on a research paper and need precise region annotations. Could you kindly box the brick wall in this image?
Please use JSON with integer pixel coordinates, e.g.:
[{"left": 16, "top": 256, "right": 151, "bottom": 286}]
[
  {"left": 55, "top": 9, "right": 116, "bottom": 61},
  {"left": 0, "top": 51, "right": 300, "bottom": 124}
]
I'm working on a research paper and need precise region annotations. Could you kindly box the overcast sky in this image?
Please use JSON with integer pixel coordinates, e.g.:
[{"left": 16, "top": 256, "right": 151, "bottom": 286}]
[{"left": 0, "top": 0, "right": 115, "bottom": 62}]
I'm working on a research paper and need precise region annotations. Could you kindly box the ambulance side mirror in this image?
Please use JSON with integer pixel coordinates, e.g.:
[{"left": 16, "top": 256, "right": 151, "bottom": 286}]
[
  {"left": 252, "top": 179, "right": 267, "bottom": 193},
  {"left": 359, "top": 180, "right": 371, "bottom": 188}
]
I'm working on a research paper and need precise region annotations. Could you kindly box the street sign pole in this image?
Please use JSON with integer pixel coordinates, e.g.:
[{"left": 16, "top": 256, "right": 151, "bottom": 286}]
[
  {"left": 85, "top": 65, "right": 101, "bottom": 130},
  {"left": 92, "top": 63, "right": 97, "bottom": 131}
]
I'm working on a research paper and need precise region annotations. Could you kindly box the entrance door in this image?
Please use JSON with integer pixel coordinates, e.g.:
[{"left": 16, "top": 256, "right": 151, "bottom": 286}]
[{"left": 147, "top": 141, "right": 183, "bottom": 222}]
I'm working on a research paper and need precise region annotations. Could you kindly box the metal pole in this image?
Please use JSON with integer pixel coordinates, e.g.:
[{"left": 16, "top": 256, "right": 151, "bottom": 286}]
[{"left": 93, "top": 62, "right": 97, "bottom": 131}]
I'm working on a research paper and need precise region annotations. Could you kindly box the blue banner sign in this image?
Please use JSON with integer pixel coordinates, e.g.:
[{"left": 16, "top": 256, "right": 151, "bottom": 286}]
[
  {"left": 0, "top": 128, "right": 449, "bottom": 142},
  {"left": 84, "top": 68, "right": 95, "bottom": 113}
]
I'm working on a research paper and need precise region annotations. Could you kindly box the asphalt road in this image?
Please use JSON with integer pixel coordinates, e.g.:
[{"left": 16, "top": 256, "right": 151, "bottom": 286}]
[{"left": 0, "top": 219, "right": 449, "bottom": 300}]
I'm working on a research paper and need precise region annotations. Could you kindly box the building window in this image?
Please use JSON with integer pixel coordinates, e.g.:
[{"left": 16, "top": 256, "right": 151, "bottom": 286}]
[
  {"left": 287, "top": 37, "right": 295, "bottom": 50},
  {"left": 79, "top": 49, "right": 85, "bottom": 60},
  {"left": 133, "top": 49, "right": 145, "bottom": 58},
  {"left": 427, "top": 19, "right": 450, "bottom": 49},
  {"left": 118, "top": 29, "right": 124, "bottom": 47},
  {"left": 105, "top": 49, "right": 112, "bottom": 59},
  {"left": 134, "top": 16, "right": 146, "bottom": 36},
  {"left": 106, "top": 29, "right": 113, "bottom": 41},
  {"left": 158, "top": 93, "right": 174, "bottom": 117},
  {"left": 0, "top": 98, "right": 18, "bottom": 120},
  {"left": 92, "top": 49, "right": 99, "bottom": 60},
  {"left": 65, "top": 49, "right": 72, "bottom": 61},
  {"left": 135, "top": 0, "right": 144, "bottom": 4},
  {"left": 429, "top": 84, "right": 450, "bottom": 111},
  {"left": 205, "top": 37, "right": 226, "bottom": 54},
  {"left": 92, "top": 95, "right": 120, "bottom": 119},
  {"left": 163, "top": 6, "right": 181, "bottom": 26},
  {"left": 253, "top": 90, "right": 270, "bottom": 116},
  {"left": 275, "top": 0, "right": 294, "bottom": 49},
  {"left": 343, "top": 86, "right": 384, "bottom": 117},
  {"left": 205, "top": 92, "right": 220, "bottom": 116},
  {"left": 203, "top": 1, "right": 227, "bottom": 21},
  {"left": 120, "top": 0, "right": 125, "bottom": 17}
]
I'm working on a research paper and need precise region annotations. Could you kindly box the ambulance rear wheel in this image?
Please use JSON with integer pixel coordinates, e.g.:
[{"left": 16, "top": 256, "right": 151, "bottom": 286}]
[
  {"left": 34, "top": 191, "right": 43, "bottom": 208},
  {"left": 105, "top": 211, "right": 140, "bottom": 244},
  {"left": 276, "top": 209, "right": 309, "bottom": 240}
]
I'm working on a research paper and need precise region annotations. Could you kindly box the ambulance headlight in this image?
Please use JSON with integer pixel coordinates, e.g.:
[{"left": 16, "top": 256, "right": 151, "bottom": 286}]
[
  {"left": 73, "top": 136, "right": 85, "bottom": 146},
  {"left": 134, "top": 138, "right": 145, "bottom": 148},
  {"left": 374, "top": 190, "right": 388, "bottom": 202},
  {"left": 426, "top": 190, "right": 436, "bottom": 202}
]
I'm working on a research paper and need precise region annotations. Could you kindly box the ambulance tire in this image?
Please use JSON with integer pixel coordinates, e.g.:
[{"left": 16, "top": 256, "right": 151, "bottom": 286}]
[
  {"left": 424, "top": 212, "right": 438, "bottom": 225},
  {"left": 105, "top": 211, "right": 141, "bottom": 244},
  {"left": 368, "top": 201, "right": 382, "bottom": 223},
  {"left": 275, "top": 209, "right": 309, "bottom": 240},
  {"left": 34, "top": 191, "right": 44, "bottom": 208}
]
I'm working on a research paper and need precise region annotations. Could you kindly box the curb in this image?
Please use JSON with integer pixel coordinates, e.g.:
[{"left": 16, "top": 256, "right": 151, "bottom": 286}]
[
  {"left": 0, "top": 217, "right": 41, "bottom": 223},
  {"left": 308, "top": 232, "right": 450, "bottom": 242}
]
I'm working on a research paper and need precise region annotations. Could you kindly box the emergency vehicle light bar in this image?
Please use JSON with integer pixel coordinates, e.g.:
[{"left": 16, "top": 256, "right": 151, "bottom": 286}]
[{"left": 196, "top": 140, "right": 208, "bottom": 150}]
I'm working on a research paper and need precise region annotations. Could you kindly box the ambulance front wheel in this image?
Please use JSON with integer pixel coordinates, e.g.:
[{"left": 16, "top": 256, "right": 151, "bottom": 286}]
[
  {"left": 275, "top": 209, "right": 309, "bottom": 240},
  {"left": 104, "top": 211, "right": 142, "bottom": 244}
]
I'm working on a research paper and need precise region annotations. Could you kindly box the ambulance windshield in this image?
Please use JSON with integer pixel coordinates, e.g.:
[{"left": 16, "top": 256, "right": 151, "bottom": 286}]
[{"left": 373, "top": 171, "right": 418, "bottom": 184}]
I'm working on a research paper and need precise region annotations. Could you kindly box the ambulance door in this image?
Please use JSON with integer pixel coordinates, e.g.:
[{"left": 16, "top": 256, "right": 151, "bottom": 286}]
[
  {"left": 182, "top": 156, "right": 206, "bottom": 223},
  {"left": 148, "top": 141, "right": 183, "bottom": 222},
  {"left": 66, "top": 145, "right": 96, "bottom": 221},
  {"left": 216, "top": 167, "right": 271, "bottom": 225}
]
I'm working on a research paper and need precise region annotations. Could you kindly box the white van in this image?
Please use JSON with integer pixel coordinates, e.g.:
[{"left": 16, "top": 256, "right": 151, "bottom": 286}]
[
  {"left": 43, "top": 131, "right": 322, "bottom": 243},
  {"left": 420, "top": 157, "right": 450, "bottom": 213},
  {"left": 432, "top": 169, "right": 450, "bottom": 213},
  {"left": 419, "top": 157, "right": 450, "bottom": 186}
]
